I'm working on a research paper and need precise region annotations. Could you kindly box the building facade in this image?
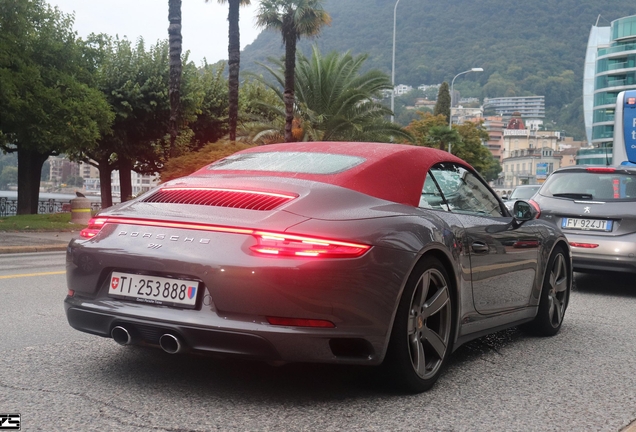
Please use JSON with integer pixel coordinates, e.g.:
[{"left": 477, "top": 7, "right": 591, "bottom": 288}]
[
  {"left": 500, "top": 115, "right": 561, "bottom": 188},
  {"left": 482, "top": 116, "right": 504, "bottom": 162},
  {"left": 482, "top": 96, "right": 545, "bottom": 120},
  {"left": 502, "top": 148, "right": 562, "bottom": 189},
  {"left": 585, "top": 15, "right": 636, "bottom": 148}
]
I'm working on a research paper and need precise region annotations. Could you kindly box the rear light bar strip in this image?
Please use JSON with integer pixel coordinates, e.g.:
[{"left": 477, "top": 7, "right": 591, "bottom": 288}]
[
  {"left": 80, "top": 217, "right": 371, "bottom": 259},
  {"left": 586, "top": 167, "right": 616, "bottom": 173},
  {"left": 161, "top": 187, "right": 298, "bottom": 199}
]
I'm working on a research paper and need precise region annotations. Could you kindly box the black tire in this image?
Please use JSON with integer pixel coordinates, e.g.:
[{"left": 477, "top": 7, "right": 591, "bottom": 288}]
[
  {"left": 383, "top": 256, "right": 455, "bottom": 393},
  {"left": 521, "top": 246, "right": 570, "bottom": 336}
]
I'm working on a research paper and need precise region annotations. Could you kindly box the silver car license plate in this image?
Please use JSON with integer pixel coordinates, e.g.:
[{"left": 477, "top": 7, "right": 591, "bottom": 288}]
[
  {"left": 561, "top": 218, "right": 612, "bottom": 232},
  {"left": 108, "top": 271, "right": 199, "bottom": 308}
]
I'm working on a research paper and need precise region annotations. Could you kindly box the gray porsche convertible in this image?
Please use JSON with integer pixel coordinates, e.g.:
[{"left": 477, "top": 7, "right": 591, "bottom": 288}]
[{"left": 65, "top": 142, "right": 572, "bottom": 393}]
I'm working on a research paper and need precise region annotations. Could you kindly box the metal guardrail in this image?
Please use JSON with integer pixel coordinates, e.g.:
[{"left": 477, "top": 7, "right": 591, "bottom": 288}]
[{"left": 0, "top": 197, "right": 101, "bottom": 217}]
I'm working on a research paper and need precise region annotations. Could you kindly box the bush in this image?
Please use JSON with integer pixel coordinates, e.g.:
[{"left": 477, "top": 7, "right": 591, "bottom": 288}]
[{"left": 160, "top": 140, "right": 256, "bottom": 182}]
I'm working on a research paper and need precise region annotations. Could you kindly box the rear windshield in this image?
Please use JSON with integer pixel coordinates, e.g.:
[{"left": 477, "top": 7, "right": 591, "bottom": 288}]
[
  {"left": 510, "top": 186, "right": 540, "bottom": 199},
  {"left": 207, "top": 152, "right": 365, "bottom": 174},
  {"left": 540, "top": 171, "right": 636, "bottom": 201}
]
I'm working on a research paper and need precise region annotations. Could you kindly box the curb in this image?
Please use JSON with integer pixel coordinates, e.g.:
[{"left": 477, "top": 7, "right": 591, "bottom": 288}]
[
  {"left": 624, "top": 420, "right": 636, "bottom": 432},
  {"left": 0, "top": 244, "right": 69, "bottom": 254}
]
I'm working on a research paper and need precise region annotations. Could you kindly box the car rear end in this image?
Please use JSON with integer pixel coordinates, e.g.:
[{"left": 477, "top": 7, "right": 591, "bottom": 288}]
[
  {"left": 532, "top": 166, "right": 636, "bottom": 273},
  {"left": 64, "top": 176, "right": 420, "bottom": 365}
]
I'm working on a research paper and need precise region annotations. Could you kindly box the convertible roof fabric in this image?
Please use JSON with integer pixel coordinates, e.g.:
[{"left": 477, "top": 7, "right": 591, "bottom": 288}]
[{"left": 194, "top": 142, "right": 468, "bottom": 207}]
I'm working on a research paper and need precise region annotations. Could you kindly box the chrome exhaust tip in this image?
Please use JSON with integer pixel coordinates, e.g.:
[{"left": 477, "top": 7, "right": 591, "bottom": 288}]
[
  {"left": 111, "top": 326, "right": 132, "bottom": 346},
  {"left": 159, "top": 333, "right": 182, "bottom": 354}
]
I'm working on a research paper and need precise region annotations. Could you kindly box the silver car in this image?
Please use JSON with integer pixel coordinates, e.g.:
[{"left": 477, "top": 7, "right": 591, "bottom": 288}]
[
  {"left": 532, "top": 165, "right": 636, "bottom": 273},
  {"left": 503, "top": 184, "right": 541, "bottom": 211}
]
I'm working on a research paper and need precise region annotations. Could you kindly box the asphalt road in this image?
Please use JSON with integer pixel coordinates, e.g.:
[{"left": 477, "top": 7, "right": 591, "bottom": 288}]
[{"left": 1, "top": 252, "right": 635, "bottom": 431}]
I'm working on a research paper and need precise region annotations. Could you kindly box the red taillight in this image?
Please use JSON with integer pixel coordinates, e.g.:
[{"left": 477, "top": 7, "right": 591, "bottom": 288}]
[
  {"left": 250, "top": 231, "right": 370, "bottom": 258},
  {"left": 79, "top": 217, "right": 109, "bottom": 239},
  {"left": 267, "top": 317, "right": 335, "bottom": 328},
  {"left": 77, "top": 216, "right": 370, "bottom": 259},
  {"left": 569, "top": 242, "right": 599, "bottom": 248},
  {"left": 528, "top": 199, "right": 541, "bottom": 219},
  {"left": 586, "top": 167, "right": 616, "bottom": 173},
  {"left": 67, "top": 289, "right": 75, "bottom": 297}
]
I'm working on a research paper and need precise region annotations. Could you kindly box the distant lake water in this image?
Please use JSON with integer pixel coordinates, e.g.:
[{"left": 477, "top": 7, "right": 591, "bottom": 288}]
[{"left": 0, "top": 191, "right": 105, "bottom": 203}]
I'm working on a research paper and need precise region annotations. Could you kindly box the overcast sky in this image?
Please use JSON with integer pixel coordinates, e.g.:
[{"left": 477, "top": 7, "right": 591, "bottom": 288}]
[{"left": 50, "top": 0, "right": 262, "bottom": 65}]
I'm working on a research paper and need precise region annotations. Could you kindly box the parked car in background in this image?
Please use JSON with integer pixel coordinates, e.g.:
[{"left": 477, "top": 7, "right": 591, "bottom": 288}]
[
  {"left": 532, "top": 165, "right": 636, "bottom": 274},
  {"left": 503, "top": 184, "right": 541, "bottom": 211},
  {"left": 65, "top": 142, "right": 572, "bottom": 393}
]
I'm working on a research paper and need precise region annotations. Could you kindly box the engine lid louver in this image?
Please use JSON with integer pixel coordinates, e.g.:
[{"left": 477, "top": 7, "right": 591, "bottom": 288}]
[{"left": 142, "top": 187, "right": 297, "bottom": 211}]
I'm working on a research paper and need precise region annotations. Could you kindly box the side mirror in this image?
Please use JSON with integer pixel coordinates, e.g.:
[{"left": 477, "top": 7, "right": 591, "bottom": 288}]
[
  {"left": 513, "top": 200, "right": 537, "bottom": 222},
  {"left": 501, "top": 195, "right": 509, "bottom": 200}
]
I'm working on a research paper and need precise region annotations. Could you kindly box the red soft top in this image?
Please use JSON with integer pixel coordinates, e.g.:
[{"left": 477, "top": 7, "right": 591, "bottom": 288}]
[{"left": 192, "top": 142, "right": 468, "bottom": 207}]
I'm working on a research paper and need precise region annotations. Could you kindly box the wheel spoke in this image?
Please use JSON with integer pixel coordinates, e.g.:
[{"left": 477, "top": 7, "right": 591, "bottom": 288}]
[
  {"left": 553, "top": 255, "right": 568, "bottom": 293},
  {"left": 547, "top": 295, "right": 555, "bottom": 323},
  {"left": 407, "top": 314, "right": 417, "bottom": 335},
  {"left": 422, "top": 326, "right": 447, "bottom": 359},
  {"left": 410, "top": 333, "right": 426, "bottom": 376},
  {"left": 412, "top": 271, "right": 430, "bottom": 310},
  {"left": 422, "top": 286, "right": 449, "bottom": 320},
  {"left": 551, "top": 295, "right": 563, "bottom": 325}
]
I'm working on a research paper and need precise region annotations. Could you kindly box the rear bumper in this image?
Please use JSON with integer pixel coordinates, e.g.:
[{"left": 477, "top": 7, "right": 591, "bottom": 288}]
[
  {"left": 565, "top": 232, "right": 636, "bottom": 273},
  {"left": 64, "top": 299, "right": 382, "bottom": 364}
]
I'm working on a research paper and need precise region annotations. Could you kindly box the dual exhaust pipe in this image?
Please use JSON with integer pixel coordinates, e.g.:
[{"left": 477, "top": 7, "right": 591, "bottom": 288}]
[{"left": 110, "top": 326, "right": 183, "bottom": 354}]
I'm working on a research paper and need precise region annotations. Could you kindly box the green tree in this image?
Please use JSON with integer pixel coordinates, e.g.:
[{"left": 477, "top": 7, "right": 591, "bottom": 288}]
[
  {"left": 407, "top": 113, "right": 459, "bottom": 152},
  {"left": 247, "top": 46, "right": 411, "bottom": 143},
  {"left": 211, "top": 0, "right": 251, "bottom": 142},
  {"left": 256, "top": 0, "right": 331, "bottom": 142},
  {"left": 406, "top": 113, "right": 500, "bottom": 180},
  {"left": 0, "top": 0, "right": 112, "bottom": 214},
  {"left": 189, "top": 64, "right": 229, "bottom": 147},
  {"left": 168, "top": 0, "right": 182, "bottom": 155},
  {"left": 454, "top": 121, "right": 501, "bottom": 181},
  {"left": 434, "top": 82, "right": 451, "bottom": 123},
  {"left": 75, "top": 37, "right": 201, "bottom": 207}
]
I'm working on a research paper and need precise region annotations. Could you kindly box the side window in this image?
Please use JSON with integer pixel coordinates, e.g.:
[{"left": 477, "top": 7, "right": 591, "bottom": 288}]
[
  {"left": 430, "top": 163, "right": 503, "bottom": 217},
  {"left": 419, "top": 172, "right": 450, "bottom": 211}
]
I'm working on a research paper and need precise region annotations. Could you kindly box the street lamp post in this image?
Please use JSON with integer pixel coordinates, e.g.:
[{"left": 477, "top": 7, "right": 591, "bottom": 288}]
[
  {"left": 390, "top": 0, "right": 400, "bottom": 123},
  {"left": 448, "top": 67, "right": 483, "bottom": 153}
]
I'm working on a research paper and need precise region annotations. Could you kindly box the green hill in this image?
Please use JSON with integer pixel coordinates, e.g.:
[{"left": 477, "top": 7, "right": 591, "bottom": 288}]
[{"left": 239, "top": 0, "right": 636, "bottom": 140}]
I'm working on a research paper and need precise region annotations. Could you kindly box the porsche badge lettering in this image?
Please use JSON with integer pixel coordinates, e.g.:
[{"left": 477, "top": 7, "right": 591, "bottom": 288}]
[{"left": 118, "top": 231, "right": 211, "bottom": 244}]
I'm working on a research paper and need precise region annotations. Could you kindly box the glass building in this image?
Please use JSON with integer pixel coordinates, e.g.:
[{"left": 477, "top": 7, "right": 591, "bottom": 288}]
[{"left": 585, "top": 15, "right": 636, "bottom": 148}]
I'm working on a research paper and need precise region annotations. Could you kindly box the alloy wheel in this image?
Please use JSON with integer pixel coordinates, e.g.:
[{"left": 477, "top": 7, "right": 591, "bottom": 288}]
[
  {"left": 548, "top": 253, "right": 568, "bottom": 327},
  {"left": 407, "top": 268, "right": 452, "bottom": 379}
]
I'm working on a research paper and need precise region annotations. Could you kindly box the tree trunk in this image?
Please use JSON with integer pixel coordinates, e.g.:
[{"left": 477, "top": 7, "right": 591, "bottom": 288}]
[
  {"left": 97, "top": 159, "right": 113, "bottom": 209},
  {"left": 118, "top": 158, "right": 133, "bottom": 202},
  {"left": 227, "top": 0, "right": 240, "bottom": 143},
  {"left": 168, "top": 0, "right": 182, "bottom": 157},
  {"left": 16, "top": 148, "right": 49, "bottom": 215},
  {"left": 283, "top": 33, "right": 297, "bottom": 143}
]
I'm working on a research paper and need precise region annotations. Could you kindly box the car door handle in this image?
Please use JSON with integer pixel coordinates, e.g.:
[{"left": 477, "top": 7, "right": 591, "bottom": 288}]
[{"left": 471, "top": 242, "right": 489, "bottom": 253}]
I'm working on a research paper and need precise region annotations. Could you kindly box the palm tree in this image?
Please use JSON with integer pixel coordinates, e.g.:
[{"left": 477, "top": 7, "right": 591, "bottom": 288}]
[
  {"left": 256, "top": 0, "right": 331, "bottom": 142},
  {"left": 168, "top": 0, "right": 182, "bottom": 156},
  {"left": 211, "top": 0, "right": 251, "bottom": 142},
  {"left": 245, "top": 46, "right": 411, "bottom": 143}
]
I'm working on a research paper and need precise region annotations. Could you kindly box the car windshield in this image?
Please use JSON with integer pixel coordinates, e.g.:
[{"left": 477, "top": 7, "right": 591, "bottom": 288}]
[
  {"left": 510, "top": 186, "right": 540, "bottom": 199},
  {"left": 540, "top": 170, "right": 636, "bottom": 201}
]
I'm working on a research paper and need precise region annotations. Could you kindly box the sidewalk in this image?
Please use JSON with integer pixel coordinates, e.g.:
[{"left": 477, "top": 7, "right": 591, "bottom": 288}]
[{"left": 0, "top": 231, "right": 78, "bottom": 254}]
